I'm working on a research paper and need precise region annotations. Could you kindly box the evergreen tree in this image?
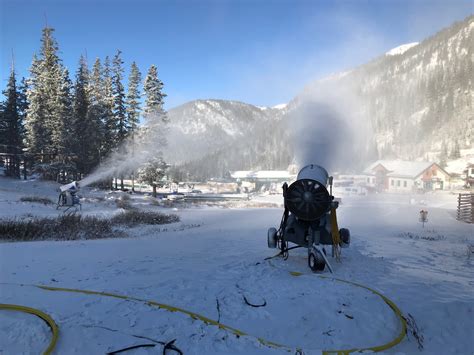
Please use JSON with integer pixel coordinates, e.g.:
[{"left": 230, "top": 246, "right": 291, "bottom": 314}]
[
  {"left": 143, "top": 64, "right": 166, "bottom": 118},
  {"left": 112, "top": 50, "right": 128, "bottom": 189},
  {"left": 450, "top": 141, "right": 461, "bottom": 159},
  {"left": 55, "top": 68, "right": 73, "bottom": 158},
  {"left": 1, "top": 65, "right": 24, "bottom": 177},
  {"left": 17, "top": 78, "right": 28, "bottom": 133},
  {"left": 138, "top": 156, "right": 167, "bottom": 197},
  {"left": 88, "top": 58, "right": 106, "bottom": 166},
  {"left": 71, "top": 55, "right": 90, "bottom": 175},
  {"left": 102, "top": 56, "right": 116, "bottom": 158},
  {"left": 126, "top": 61, "right": 142, "bottom": 132},
  {"left": 25, "top": 26, "right": 72, "bottom": 169},
  {"left": 142, "top": 64, "right": 168, "bottom": 149},
  {"left": 126, "top": 61, "right": 142, "bottom": 191},
  {"left": 25, "top": 54, "right": 48, "bottom": 156},
  {"left": 112, "top": 50, "right": 128, "bottom": 141},
  {"left": 439, "top": 141, "right": 448, "bottom": 167}
]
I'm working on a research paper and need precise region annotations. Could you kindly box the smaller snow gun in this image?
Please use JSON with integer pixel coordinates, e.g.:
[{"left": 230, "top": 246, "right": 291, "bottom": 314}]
[{"left": 57, "top": 181, "right": 81, "bottom": 212}]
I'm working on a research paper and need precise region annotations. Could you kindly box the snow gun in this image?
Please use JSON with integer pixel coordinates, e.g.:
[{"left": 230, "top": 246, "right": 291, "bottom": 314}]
[
  {"left": 267, "top": 164, "right": 350, "bottom": 272},
  {"left": 57, "top": 181, "right": 81, "bottom": 211}
]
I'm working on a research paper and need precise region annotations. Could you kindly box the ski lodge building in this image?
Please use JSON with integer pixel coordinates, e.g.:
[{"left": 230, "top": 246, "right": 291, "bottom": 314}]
[
  {"left": 230, "top": 170, "right": 295, "bottom": 191},
  {"left": 363, "top": 160, "right": 451, "bottom": 192}
]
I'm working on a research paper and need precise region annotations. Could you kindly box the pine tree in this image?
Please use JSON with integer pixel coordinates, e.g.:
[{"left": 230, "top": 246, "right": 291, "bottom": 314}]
[
  {"left": 450, "top": 141, "right": 461, "bottom": 159},
  {"left": 25, "top": 54, "right": 48, "bottom": 156},
  {"left": 88, "top": 58, "right": 106, "bottom": 167},
  {"left": 55, "top": 68, "right": 73, "bottom": 159},
  {"left": 102, "top": 56, "right": 116, "bottom": 158},
  {"left": 138, "top": 156, "right": 167, "bottom": 197},
  {"left": 71, "top": 55, "right": 90, "bottom": 175},
  {"left": 25, "top": 26, "right": 72, "bottom": 172},
  {"left": 143, "top": 64, "right": 166, "bottom": 118},
  {"left": 142, "top": 64, "right": 168, "bottom": 148},
  {"left": 126, "top": 61, "right": 142, "bottom": 191},
  {"left": 1, "top": 64, "right": 24, "bottom": 177},
  {"left": 112, "top": 50, "right": 128, "bottom": 189},
  {"left": 126, "top": 62, "right": 142, "bottom": 132},
  {"left": 112, "top": 50, "right": 128, "bottom": 142},
  {"left": 17, "top": 78, "right": 28, "bottom": 132},
  {"left": 439, "top": 141, "right": 448, "bottom": 167}
]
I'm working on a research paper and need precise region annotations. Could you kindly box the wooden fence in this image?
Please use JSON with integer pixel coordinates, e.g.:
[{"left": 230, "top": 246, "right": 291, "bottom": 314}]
[{"left": 457, "top": 193, "right": 473, "bottom": 223}]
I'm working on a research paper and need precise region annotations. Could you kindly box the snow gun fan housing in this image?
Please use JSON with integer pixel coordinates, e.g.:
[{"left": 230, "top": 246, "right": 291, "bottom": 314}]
[{"left": 267, "top": 164, "right": 350, "bottom": 272}]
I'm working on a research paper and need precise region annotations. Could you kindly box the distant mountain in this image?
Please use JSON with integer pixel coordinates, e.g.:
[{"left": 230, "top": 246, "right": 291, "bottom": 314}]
[
  {"left": 165, "top": 99, "right": 286, "bottom": 163},
  {"left": 298, "top": 15, "right": 473, "bottom": 162},
  {"left": 166, "top": 15, "right": 473, "bottom": 179}
]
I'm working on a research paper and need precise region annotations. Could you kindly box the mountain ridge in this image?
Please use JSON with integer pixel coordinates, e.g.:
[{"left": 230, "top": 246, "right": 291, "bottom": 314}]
[{"left": 166, "top": 15, "right": 473, "bottom": 179}]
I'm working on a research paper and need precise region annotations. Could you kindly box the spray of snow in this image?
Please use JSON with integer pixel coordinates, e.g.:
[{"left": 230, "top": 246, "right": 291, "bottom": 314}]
[
  {"left": 79, "top": 113, "right": 168, "bottom": 187},
  {"left": 288, "top": 80, "right": 373, "bottom": 173}
]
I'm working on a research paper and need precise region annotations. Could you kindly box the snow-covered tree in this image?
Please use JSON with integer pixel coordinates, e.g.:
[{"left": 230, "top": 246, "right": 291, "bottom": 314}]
[
  {"left": 126, "top": 61, "right": 142, "bottom": 191},
  {"left": 450, "top": 141, "right": 461, "bottom": 159},
  {"left": 88, "top": 58, "right": 106, "bottom": 165},
  {"left": 126, "top": 61, "right": 141, "bottom": 132},
  {"left": 101, "top": 56, "right": 116, "bottom": 158},
  {"left": 55, "top": 67, "right": 73, "bottom": 158},
  {"left": 138, "top": 156, "right": 167, "bottom": 197},
  {"left": 112, "top": 50, "right": 128, "bottom": 189},
  {"left": 0, "top": 65, "right": 24, "bottom": 177},
  {"left": 71, "top": 55, "right": 91, "bottom": 174},
  {"left": 143, "top": 64, "right": 166, "bottom": 118},
  {"left": 112, "top": 50, "right": 128, "bottom": 142},
  {"left": 25, "top": 54, "right": 48, "bottom": 156},
  {"left": 25, "top": 26, "right": 72, "bottom": 165},
  {"left": 439, "top": 141, "right": 448, "bottom": 167}
]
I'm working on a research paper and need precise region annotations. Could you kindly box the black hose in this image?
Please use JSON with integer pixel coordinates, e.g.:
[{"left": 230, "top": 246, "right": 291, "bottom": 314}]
[
  {"left": 163, "top": 339, "right": 183, "bottom": 355},
  {"left": 243, "top": 295, "right": 267, "bottom": 308},
  {"left": 107, "top": 343, "right": 156, "bottom": 354}
]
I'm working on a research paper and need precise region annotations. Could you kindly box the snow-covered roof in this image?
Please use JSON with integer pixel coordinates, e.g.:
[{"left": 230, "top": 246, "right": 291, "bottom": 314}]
[
  {"left": 230, "top": 170, "right": 292, "bottom": 180},
  {"left": 364, "top": 160, "right": 435, "bottom": 178},
  {"left": 385, "top": 42, "right": 419, "bottom": 56}
]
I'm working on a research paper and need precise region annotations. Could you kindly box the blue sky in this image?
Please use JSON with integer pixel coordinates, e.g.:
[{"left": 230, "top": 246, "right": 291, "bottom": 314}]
[{"left": 1, "top": 0, "right": 472, "bottom": 109}]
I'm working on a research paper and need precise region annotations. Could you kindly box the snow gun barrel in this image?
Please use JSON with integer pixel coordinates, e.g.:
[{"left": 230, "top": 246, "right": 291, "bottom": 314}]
[
  {"left": 60, "top": 181, "right": 80, "bottom": 192},
  {"left": 284, "top": 164, "right": 332, "bottom": 221}
]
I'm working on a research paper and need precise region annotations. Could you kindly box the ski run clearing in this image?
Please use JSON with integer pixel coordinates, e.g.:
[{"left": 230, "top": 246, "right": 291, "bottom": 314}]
[{"left": 0, "top": 176, "right": 473, "bottom": 355}]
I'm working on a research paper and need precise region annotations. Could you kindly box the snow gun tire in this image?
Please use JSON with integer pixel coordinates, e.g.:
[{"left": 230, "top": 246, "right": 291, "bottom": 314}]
[
  {"left": 267, "top": 227, "right": 277, "bottom": 248},
  {"left": 0, "top": 303, "right": 58, "bottom": 355},
  {"left": 308, "top": 251, "right": 325, "bottom": 272}
]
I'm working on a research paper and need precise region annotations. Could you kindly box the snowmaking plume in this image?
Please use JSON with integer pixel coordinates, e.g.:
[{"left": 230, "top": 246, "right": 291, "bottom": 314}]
[
  {"left": 80, "top": 113, "right": 168, "bottom": 187},
  {"left": 288, "top": 79, "right": 373, "bottom": 173}
]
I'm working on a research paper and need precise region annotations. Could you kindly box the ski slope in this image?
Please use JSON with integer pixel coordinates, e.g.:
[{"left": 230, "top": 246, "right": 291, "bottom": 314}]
[{"left": 0, "top": 177, "right": 473, "bottom": 354}]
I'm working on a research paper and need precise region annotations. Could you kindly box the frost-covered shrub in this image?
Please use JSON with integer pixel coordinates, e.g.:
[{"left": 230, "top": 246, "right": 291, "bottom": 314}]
[
  {"left": 115, "top": 198, "right": 134, "bottom": 210},
  {"left": 111, "top": 210, "right": 179, "bottom": 226},
  {"left": 0, "top": 211, "right": 180, "bottom": 242},
  {"left": 0, "top": 215, "right": 124, "bottom": 241},
  {"left": 399, "top": 231, "right": 446, "bottom": 241},
  {"left": 20, "top": 196, "right": 54, "bottom": 205}
]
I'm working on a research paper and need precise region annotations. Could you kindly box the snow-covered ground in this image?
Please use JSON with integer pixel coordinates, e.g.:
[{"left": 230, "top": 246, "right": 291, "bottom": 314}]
[{"left": 0, "top": 176, "right": 473, "bottom": 354}]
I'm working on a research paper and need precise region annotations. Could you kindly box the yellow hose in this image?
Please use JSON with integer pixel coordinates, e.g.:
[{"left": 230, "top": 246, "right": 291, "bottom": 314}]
[
  {"left": 0, "top": 303, "right": 59, "bottom": 355},
  {"left": 1, "top": 275, "right": 406, "bottom": 354}
]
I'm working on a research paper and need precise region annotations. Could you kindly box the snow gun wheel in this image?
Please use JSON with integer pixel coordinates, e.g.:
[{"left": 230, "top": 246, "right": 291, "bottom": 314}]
[
  {"left": 308, "top": 250, "right": 325, "bottom": 272},
  {"left": 267, "top": 227, "right": 277, "bottom": 248},
  {"left": 339, "top": 228, "right": 350, "bottom": 248}
]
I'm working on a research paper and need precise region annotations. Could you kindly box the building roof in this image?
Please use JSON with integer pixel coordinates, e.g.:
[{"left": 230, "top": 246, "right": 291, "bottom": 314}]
[
  {"left": 364, "top": 160, "right": 437, "bottom": 179},
  {"left": 230, "top": 170, "right": 293, "bottom": 180}
]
